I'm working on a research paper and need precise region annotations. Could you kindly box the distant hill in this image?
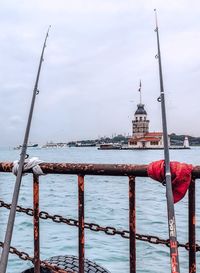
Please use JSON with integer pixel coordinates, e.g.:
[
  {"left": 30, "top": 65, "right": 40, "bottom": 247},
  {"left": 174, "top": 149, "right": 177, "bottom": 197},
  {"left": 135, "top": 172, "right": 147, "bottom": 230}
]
[
  {"left": 68, "top": 133, "right": 200, "bottom": 147},
  {"left": 169, "top": 133, "right": 200, "bottom": 146},
  {"left": 67, "top": 134, "right": 129, "bottom": 146}
]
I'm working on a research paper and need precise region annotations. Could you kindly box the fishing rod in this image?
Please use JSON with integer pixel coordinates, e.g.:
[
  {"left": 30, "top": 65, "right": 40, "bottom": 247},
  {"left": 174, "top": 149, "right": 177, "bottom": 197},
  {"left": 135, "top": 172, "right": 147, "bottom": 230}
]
[
  {"left": 0, "top": 26, "right": 51, "bottom": 273},
  {"left": 154, "top": 9, "right": 180, "bottom": 273}
]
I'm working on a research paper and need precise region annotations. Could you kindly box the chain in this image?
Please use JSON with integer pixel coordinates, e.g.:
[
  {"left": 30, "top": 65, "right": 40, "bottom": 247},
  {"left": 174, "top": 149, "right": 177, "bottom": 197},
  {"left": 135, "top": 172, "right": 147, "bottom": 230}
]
[
  {"left": 0, "top": 200, "right": 33, "bottom": 216},
  {"left": 0, "top": 241, "right": 33, "bottom": 262},
  {"left": 0, "top": 241, "right": 73, "bottom": 273},
  {"left": 40, "top": 260, "right": 73, "bottom": 273},
  {"left": 0, "top": 200, "right": 199, "bottom": 252}
]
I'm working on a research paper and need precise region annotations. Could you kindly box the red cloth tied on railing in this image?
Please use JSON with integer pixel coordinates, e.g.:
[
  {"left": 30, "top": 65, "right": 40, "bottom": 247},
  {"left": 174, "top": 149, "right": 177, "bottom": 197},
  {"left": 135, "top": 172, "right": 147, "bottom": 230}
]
[{"left": 147, "top": 160, "right": 193, "bottom": 203}]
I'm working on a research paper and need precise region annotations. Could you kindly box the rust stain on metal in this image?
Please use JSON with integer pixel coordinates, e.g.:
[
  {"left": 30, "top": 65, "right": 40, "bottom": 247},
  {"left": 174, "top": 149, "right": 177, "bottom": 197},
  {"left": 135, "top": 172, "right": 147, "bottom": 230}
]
[
  {"left": 33, "top": 175, "right": 40, "bottom": 273},
  {"left": 78, "top": 175, "right": 85, "bottom": 273},
  {"left": 1, "top": 161, "right": 200, "bottom": 178},
  {"left": 0, "top": 162, "right": 149, "bottom": 176},
  {"left": 189, "top": 179, "right": 196, "bottom": 273},
  {"left": 189, "top": 264, "right": 196, "bottom": 273},
  {"left": 1, "top": 162, "right": 13, "bottom": 172},
  {"left": 129, "top": 176, "right": 136, "bottom": 273}
]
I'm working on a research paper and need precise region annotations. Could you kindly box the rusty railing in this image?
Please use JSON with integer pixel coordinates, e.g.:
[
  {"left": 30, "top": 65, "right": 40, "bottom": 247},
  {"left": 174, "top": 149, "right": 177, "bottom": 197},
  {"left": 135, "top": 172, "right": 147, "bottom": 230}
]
[{"left": 0, "top": 161, "right": 199, "bottom": 273}]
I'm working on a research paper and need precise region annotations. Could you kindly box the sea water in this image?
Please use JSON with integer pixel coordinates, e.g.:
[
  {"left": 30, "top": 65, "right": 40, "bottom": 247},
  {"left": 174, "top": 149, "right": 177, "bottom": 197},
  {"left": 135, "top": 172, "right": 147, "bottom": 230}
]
[{"left": 0, "top": 146, "right": 199, "bottom": 273}]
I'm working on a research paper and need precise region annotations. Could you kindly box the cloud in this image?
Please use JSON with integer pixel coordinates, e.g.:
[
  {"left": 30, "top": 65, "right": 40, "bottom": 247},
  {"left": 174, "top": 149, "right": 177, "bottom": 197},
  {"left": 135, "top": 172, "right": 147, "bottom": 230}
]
[{"left": 0, "top": 0, "right": 200, "bottom": 145}]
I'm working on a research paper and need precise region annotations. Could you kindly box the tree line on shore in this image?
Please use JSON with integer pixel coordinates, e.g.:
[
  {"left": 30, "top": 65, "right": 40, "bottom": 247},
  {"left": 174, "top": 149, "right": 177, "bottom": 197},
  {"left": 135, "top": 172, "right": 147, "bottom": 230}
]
[{"left": 67, "top": 133, "right": 200, "bottom": 146}]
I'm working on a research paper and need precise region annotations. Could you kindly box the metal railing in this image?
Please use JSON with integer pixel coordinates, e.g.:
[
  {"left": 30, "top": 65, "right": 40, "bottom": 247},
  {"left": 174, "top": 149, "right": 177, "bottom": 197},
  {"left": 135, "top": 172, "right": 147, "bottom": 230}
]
[{"left": 0, "top": 161, "right": 199, "bottom": 273}]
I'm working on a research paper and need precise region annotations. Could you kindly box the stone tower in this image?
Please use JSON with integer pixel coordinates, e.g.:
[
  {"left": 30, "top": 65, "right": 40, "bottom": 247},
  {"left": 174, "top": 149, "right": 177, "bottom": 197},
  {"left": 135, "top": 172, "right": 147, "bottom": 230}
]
[{"left": 132, "top": 103, "right": 149, "bottom": 138}]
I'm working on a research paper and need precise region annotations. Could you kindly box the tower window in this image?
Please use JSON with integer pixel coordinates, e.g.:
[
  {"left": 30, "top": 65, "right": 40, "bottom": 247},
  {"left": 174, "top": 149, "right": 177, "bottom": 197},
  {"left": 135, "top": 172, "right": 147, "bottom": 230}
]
[
  {"left": 150, "top": 141, "right": 159, "bottom": 145},
  {"left": 144, "top": 117, "right": 146, "bottom": 121},
  {"left": 131, "top": 141, "right": 137, "bottom": 145},
  {"left": 140, "top": 117, "right": 142, "bottom": 121}
]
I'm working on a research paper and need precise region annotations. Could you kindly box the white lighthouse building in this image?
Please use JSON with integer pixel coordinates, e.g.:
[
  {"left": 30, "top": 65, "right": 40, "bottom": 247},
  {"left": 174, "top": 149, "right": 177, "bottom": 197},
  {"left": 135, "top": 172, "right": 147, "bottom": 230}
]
[
  {"left": 127, "top": 81, "right": 190, "bottom": 149},
  {"left": 128, "top": 82, "right": 166, "bottom": 149}
]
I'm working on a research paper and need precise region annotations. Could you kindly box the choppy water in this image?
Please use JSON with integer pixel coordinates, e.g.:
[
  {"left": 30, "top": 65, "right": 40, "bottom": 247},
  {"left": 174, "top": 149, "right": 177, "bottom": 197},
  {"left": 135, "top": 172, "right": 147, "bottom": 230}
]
[{"left": 0, "top": 146, "right": 199, "bottom": 273}]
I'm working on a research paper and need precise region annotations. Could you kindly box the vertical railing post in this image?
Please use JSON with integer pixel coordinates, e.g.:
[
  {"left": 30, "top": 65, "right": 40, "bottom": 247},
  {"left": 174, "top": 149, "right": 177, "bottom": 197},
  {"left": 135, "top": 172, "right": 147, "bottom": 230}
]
[
  {"left": 189, "top": 178, "right": 196, "bottom": 273},
  {"left": 78, "top": 175, "right": 85, "bottom": 273},
  {"left": 129, "top": 176, "right": 136, "bottom": 273},
  {"left": 33, "top": 174, "right": 40, "bottom": 273}
]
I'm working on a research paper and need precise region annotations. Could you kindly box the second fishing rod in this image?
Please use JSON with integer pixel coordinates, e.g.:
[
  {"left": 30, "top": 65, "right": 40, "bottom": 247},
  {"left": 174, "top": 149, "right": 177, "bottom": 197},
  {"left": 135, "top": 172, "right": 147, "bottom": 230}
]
[
  {"left": 154, "top": 9, "right": 180, "bottom": 273},
  {"left": 0, "top": 26, "right": 51, "bottom": 273}
]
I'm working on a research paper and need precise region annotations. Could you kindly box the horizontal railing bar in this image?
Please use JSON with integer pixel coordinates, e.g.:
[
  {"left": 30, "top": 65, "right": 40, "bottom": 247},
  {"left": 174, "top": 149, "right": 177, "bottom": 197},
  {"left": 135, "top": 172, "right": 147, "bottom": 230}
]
[
  {"left": 0, "top": 162, "right": 148, "bottom": 176},
  {"left": 0, "top": 162, "right": 200, "bottom": 177}
]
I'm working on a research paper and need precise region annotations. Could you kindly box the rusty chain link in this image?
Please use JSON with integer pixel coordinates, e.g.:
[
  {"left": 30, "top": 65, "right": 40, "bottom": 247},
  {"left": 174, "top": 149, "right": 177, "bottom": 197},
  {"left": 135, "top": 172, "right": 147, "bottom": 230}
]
[
  {"left": 40, "top": 260, "right": 73, "bottom": 273},
  {"left": 0, "top": 241, "right": 73, "bottom": 273},
  {"left": 0, "top": 241, "right": 33, "bottom": 262},
  {"left": 0, "top": 199, "right": 199, "bottom": 252}
]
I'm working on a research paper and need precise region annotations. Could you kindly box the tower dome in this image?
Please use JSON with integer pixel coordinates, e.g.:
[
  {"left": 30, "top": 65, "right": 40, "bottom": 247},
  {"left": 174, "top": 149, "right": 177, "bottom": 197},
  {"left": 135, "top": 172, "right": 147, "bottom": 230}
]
[
  {"left": 135, "top": 104, "right": 147, "bottom": 115},
  {"left": 131, "top": 80, "right": 149, "bottom": 138}
]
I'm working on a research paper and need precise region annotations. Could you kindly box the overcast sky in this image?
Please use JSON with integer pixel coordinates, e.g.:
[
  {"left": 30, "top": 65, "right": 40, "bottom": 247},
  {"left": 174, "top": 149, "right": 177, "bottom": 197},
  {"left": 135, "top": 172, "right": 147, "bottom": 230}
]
[{"left": 0, "top": 0, "right": 200, "bottom": 145}]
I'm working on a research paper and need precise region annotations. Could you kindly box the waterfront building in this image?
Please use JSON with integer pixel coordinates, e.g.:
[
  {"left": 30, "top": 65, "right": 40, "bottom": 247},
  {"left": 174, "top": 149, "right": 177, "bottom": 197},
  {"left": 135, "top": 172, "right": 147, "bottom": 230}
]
[
  {"left": 128, "top": 103, "right": 166, "bottom": 148},
  {"left": 128, "top": 83, "right": 190, "bottom": 150},
  {"left": 128, "top": 82, "right": 168, "bottom": 149}
]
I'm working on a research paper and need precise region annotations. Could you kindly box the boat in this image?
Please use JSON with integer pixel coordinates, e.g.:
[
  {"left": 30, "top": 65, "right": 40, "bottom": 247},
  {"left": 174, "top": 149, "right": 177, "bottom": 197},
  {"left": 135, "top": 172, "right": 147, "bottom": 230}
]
[
  {"left": 75, "top": 143, "right": 96, "bottom": 147},
  {"left": 98, "top": 143, "right": 122, "bottom": 150},
  {"left": 27, "top": 143, "right": 38, "bottom": 148},
  {"left": 13, "top": 143, "right": 38, "bottom": 150},
  {"left": 42, "top": 142, "right": 68, "bottom": 148},
  {"left": 42, "top": 142, "right": 59, "bottom": 148}
]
